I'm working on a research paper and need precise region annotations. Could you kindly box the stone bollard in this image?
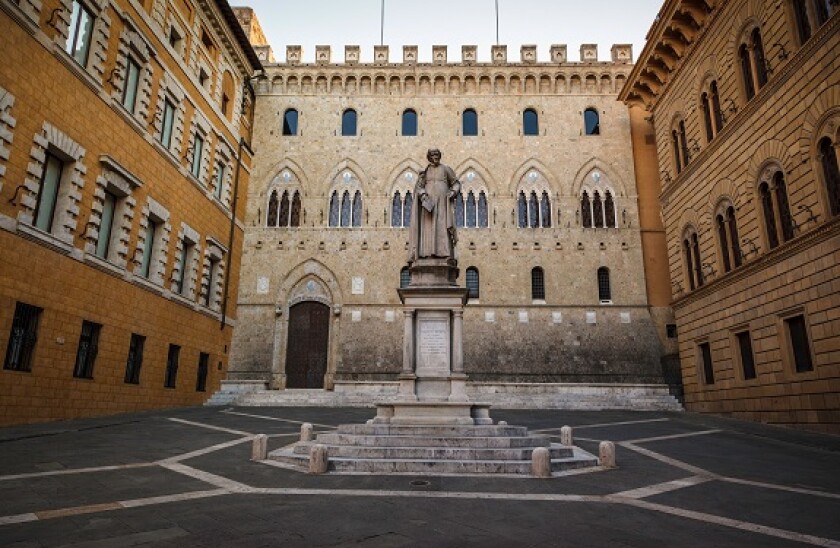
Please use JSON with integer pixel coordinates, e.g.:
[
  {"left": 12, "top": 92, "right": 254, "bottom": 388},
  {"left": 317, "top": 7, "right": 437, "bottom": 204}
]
[
  {"left": 498, "top": 420, "right": 508, "bottom": 426},
  {"left": 309, "top": 444, "right": 329, "bottom": 474},
  {"left": 251, "top": 434, "right": 268, "bottom": 461},
  {"left": 560, "top": 426, "right": 573, "bottom": 447},
  {"left": 300, "top": 422, "right": 314, "bottom": 442},
  {"left": 599, "top": 441, "right": 616, "bottom": 468},
  {"left": 531, "top": 447, "right": 551, "bottom": 478}
]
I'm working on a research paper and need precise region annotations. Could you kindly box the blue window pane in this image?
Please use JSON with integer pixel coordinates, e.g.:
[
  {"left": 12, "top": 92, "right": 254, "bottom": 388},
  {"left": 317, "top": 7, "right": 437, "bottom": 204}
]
[
  {"left": 404, "top": 191, "right": 413, "bottom": 228},
  {"left": 392, "top": 192, "right": 402, "bottom": 227},
  {"left": 342, "top": 109, "right": 357, "bottom": 136},
  {"left": 529, "top": 191, "right": 539, "bottom": 228},
  {"left": 584, "top": 108, "right": 599, "bottom": 135},
  {"left": 340, "top": 190, "right": 350, "bottom": 227},
  {"left": 352, "top": 190, "right": 362, "bottom": 227},
  {"left": 541, "top": 191, "right": 551, "bottom": 228},
  {"left": 402, "top": 109, "right": 417, "bottom": 136},
  {"left": 455, "top": 191, "right": 465, "bottom": 228},
  {"left": 466, "top": 191, "right": 476, "bottom": 228},
  {"left": 463, "top": 109, "right": 478, "bottom": 136},
  {"left": 328, "top": 191, "right": 339, "bottom": 227},
  {"left": 523, "top": 109, "right": 539, "bottom": 136},
  {"left": 517, "top": 192, "right": 527, "bottom": 228},
  {"left": 283, "top": 109, "right": 298, "bottom": 135},
  {"left": 477, "top": 192, "right": 488, "bottom": 228}
]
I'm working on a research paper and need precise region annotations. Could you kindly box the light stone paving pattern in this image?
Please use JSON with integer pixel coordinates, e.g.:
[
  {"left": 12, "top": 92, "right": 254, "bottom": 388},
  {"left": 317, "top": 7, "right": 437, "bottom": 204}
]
[{"left": 0, "top": 408, "right": 838, "bottom": 546}]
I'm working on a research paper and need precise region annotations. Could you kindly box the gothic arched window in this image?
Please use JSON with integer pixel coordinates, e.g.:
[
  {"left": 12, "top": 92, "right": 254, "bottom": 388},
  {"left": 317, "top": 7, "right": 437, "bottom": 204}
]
[
  {"left": 290, "top": 191, "right": 301, "bottom": 227},
  {"left": 477, "top": 192, "right": 488, "bottom": 228},
  {"left": 605, "top": 191, "right": 616, "bottom": 227},
  {"left": 540, "top": 191, "right": 551, "bottom": 228},
  {"left": 455, "top": 191, "right": 465, "bottom": 228},
  {"left": 278, "top": 191, "right": 290, "bottom": 227},
  {"left": 402, "top": 109, "right": 417, "bottom": 136},
  {"left": 584, "top": 108, "right": 600, "bottom": 135},
  {"left": 523, "top": 108, "right": 539, "bottom": 136},
  {"left": 466, "top": 191, "right": 477, "bottom": 228},
  {"left": 597, "top": 267, "right": 611, "bottom": 302},
  {"left": 404, "top": 191, "right": 413, "bottom": 227},
  {"left": 340, "top": 190, "right": 351, "bottom": 227},
  {"left": 739, "top": 44, "right": 755, "bottom": 101},
  {"left": 819, "top": 136, "right": 840, "bottom": 217},
  {"left": 466, "top": 267, "right": 479, "bottom": 299},
  {"left": 328, "top": 191, "right": 339, "bottom": 227},
  {"left": 759, "top": 182, "right": 779, "bottom": 249},
  {"left": 352, "top": 190, "right": 362, "bottom": 227},
  {"left": 463, "top": 108, "right": 478, "bottom": 136},
  {"left": 528, "top": 191, "right": 539, "bottom": 228},
  {"left": 581, "top": 191, "right": 592, "bottom": 228},
  {"left": 392, "top": 192, "right": 402, "bottom": 227},
  {"left": 593, "top": 191, "right": 604, "bottom": 228},
  {"left": 267, "top": 190, "right": 279, "bottom": 227},
  {"left": 517, "top": 191, "right": 527, "bottom": 228},
  {"left": 341, "top": 109, "right": 357, "bottom": 136}
]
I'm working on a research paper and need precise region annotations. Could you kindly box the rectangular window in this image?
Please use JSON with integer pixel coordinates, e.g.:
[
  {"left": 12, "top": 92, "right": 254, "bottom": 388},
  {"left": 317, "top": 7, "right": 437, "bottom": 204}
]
[
  {"left": 196, "top": 352, "right": 209, "bottom": 392},
  {"left": 124, "top": 333, "right": 145, "bottom": 384},
  {"left": 33, "top": 152, "right": 64, "bottom": 232},
  {"left": 164, "top": 344, "right": 180, "bottom": 388},
  {"left": 176, "top": 240, "right": 194, "bottom": 295},
  {"left": 95, "top": 190, "right": 117, "bottom": 259},
  {"left": 73, "top": 320, "right": 101, "bottom": 379},
  {"left": 785, "top": 315, "right": 814, "bottom": 372},
  {"left": 161, "top": 99, "right": 175, "bottom": 148},
  {"left": 140, "top": 218, "right": 159, "bottom": 279},
  {"left": 122, "top": 57, "right": 141, "bottom": 113},
  {"left": 203, "top": 256, "right": 219, "bottom": 307},
  {"left": 736, "top": 331, "right": 756, "bottom": 380},
  {"left": 4, "top": 302, "right": 42, "bottom": 372},
  {"left": 699, "top": 342, "right": 714, "bottom": 384},
  {"left": 66, "top": 1, "right": 94, "bottom": 67},
  {"left": 531, "top": 268, "right": 545, "bottom": 300},
  {"left": 190, "top": 134, "right": 204, "bottom": 178},
  {"left": 214, "top": 162, "right": 225, "bottom": 200}
]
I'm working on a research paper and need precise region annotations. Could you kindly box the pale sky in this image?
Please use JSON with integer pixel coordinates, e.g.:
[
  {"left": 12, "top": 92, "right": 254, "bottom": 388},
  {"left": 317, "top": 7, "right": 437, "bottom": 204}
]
[{"left": 236, "top": 0, "right": 664, "bottom": 64}]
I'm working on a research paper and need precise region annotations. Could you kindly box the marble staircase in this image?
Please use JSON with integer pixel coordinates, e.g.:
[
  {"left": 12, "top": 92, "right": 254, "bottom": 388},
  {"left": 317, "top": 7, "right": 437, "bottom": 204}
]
[{"left": 268, "top": 423, "right": 600, "bottom": 475}]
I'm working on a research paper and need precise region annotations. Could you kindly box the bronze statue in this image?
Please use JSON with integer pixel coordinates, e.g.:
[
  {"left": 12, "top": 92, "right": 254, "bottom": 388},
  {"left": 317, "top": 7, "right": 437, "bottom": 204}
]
[{"left": 408, "top": 148, "right": 461, "bottom": 264}]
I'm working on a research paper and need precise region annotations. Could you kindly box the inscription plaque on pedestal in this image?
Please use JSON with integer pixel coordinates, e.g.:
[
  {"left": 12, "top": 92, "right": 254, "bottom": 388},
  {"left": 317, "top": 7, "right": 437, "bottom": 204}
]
[{"left": 416, "top": 318, "right": 449, "bottom": 375}]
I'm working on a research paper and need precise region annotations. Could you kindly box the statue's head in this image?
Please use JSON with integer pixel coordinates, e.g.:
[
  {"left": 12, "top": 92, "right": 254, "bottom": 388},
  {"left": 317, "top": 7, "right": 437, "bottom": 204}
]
[{"left": 427, "top": 148, "right": 442, "bottom": 164}]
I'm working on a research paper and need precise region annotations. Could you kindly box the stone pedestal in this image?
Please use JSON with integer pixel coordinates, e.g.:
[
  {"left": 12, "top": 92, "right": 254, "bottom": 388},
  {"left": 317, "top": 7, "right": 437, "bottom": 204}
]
[{"left": 375, "top": 259, "right": 491, "bottom": 425}]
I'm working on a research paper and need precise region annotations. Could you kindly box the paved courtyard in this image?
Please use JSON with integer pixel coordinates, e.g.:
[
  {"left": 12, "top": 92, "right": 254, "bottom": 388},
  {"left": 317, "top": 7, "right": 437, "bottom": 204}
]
[{"left": 0, "top": 406, "right": 838, "bottom": 547}]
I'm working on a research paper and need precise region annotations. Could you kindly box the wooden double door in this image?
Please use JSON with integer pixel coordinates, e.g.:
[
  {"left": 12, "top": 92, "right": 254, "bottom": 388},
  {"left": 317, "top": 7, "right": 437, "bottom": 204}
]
[{"left": 285, "top": 301, "right": 330, "bottom": 389}]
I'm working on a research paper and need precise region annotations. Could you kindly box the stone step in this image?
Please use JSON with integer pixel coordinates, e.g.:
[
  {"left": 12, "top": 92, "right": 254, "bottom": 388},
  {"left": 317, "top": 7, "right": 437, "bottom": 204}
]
[
  {"left": 315, "top": 433, "right": 552, "bottom": 448},
  {"left": 328, "top": 456, "right": 598, "bottom": 475},
  {"left": 336, "top": 424, "right": 530, "bottom": 437},
  {"left": 291, "top": 444, "right": 573, "bottom": 460}
]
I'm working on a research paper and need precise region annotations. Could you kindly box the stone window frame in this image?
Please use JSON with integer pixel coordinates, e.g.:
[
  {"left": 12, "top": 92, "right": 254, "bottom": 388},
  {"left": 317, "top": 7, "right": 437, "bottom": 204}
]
[
  {"left": 695, "top": 338, "right": 715, "bottom": 386},
  {"left": 83, "top": 155, "right": 142, "bottom": 269},
  {"left": 811, "top": 114, "right": 840, "bottom": 221},
  {"left": 132, "top": 196, "right": 171, "bottom": 286},
  {"left": 327, "top": 169, "right": 364, "bottom": 228},
  {"left": 53, "top": 0, "right": 111, "bottom": 85},
  {"left": 111, "top": 16, "right": 155, "bottom": 126},
  {"left": 729, "top": 323, "right": 758, "bottom": 383},
  {"left": 670, "top": 115, "right": 690, "bottom": 175},
  {"left": 152, "top": 74, "right": 187, "bottom": 159},
  {"left": 212, "top": 134, "right": 234, "bottom": 207},
  {"left": 681, "top": 225, "right": 704, "bottom": 291},
  {"left": 171, "top": 222, "right": 200, "bottom": 299},
  {"left": 776, "top": 306, "right": 818, "bottom": 380},
  {"left": 712, "top": 199, "right": 742, "bottom": 274},
  {"left": 735, "top": 22, "right": 769, "bottom": 103},
  {"left": 786, "top": 0, "right": 835, "bottom": 47},
  {"left": 597, "top": 266, "right": 612, "bottom": 304},
  {"left": 401, "top": 108, "right": 418, "bottom": 137},
  {"left": 515, "top": 169, "right": 552, "bottom": 228},
  {"left": 583, "top": 107, "right": 600, "bottom": 136},
  {"left": 579, "top": 169, "right": 618, "bottom": 229},
  {"left": 185, "top": 110, "right": 212, "bottom": 186},
  {"left": 755, "top": 163, "right": 795, "bottom": 252},
  {"left": 0, "top": 85, "right": 16, "bottom": 193},
  {"left": 698, "top": 76, "right": 724, "bottom": 143},
  {"left": 389, "top": 168, "right": 417, "bottom": 229},
  {"left": 455, "top": 169, "right": 489, "bottom": 229},
  {"left": 199, "top": 237, "right": 226, "bottom": 311},
  {"left": 17, "top": 122, "right": 86, "bottom": 247},
  {"left": 267, "top": 168, "right": 304, "bottom": 227}
]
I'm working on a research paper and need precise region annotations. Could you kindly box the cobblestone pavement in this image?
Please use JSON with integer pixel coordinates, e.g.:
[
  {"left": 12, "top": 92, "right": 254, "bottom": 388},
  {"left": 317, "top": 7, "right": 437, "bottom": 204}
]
[{"left": 0, "top": 407, "right": 838, "bottom": 547}]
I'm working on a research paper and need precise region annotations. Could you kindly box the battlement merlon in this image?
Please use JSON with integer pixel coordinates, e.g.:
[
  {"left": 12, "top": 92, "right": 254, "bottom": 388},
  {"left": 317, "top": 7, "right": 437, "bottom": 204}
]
[{"left": 274, "top": 44, "right": 633, "bottom": 66}]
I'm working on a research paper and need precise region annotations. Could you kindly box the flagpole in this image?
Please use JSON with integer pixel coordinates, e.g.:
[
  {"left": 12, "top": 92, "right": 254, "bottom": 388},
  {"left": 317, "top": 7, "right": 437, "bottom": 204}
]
[
  {"left": 495, "top": 0, "right": 499, "bottom": 45},
  {"left": 380, "top": 0, "right": 385, "bottom": 46}
]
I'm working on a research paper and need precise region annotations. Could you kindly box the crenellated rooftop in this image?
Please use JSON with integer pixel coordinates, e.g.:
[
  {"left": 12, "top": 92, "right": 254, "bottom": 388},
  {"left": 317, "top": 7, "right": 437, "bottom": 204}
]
[{"left": 269, "top": 43, "right": 634, "bottom": 66}]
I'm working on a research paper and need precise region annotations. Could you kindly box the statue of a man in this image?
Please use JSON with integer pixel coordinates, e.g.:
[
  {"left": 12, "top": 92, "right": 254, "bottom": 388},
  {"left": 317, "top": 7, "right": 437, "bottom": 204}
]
[{"left": 408, "top": 148, "right": 461, "bottom": 264}]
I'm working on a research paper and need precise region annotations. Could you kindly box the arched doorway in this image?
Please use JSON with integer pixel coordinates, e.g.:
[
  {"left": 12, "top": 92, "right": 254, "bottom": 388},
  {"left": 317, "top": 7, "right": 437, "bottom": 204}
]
[{"left": 285, "top": 301, "right": 330, "bottom": 388}]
